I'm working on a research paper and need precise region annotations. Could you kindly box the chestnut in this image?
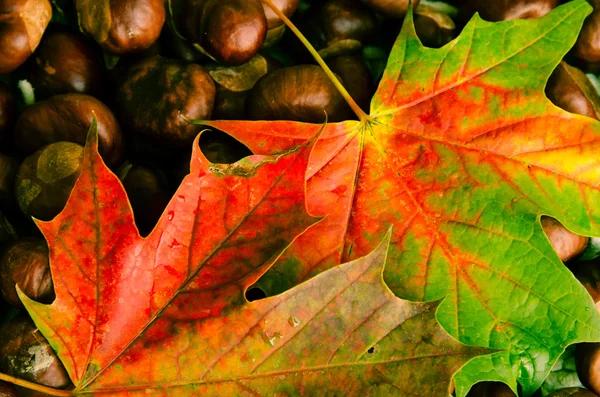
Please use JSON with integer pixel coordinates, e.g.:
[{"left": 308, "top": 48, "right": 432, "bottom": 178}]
[
  {"left": 466, "top": 381, "right": 516, "bottom": 396},
  {"left": 0, "top": 238, "right": 52, "bottom": 308},
  {"left": 76, "top": 0, "right": 165, "bottom": 54},
  {"left": 248, "top": 64, "right": 352, "bottom": 123},
  {"left": 0, "top": 82, "right": 16, "bottom": 145},
  {"left": 458, "top": 0, "right": 559, "bottom": 23},
  {"left": 0, "top": 381, "right": 18, "bottom": 397},
  {"left": 208, "top": 54, "right": 281, "bottom": 120},
  {"left": 541, "top": 216, "right": 588, "bottom": 262},
  {"left": 116, "top": 56, "right": 215, "bottom": 155},
  {"left": 14, "top": 93, "right": 124, "bottom": 167},
  {"left": 14, "top": 142, "right": 84, "bottom": 221},
  {"left": 298, "top": 0, "right": 377, "bottom": 59},
  {"left": 262, "top": 0, "right": 299, "bottom": 30},
  {"left": 0, "top": 154, "right": 18, "bottom": 211},
  {"left": 120, "top": 164, "right": 170, "bottom": 236},
  {"left": 358, "top": 0, "right": 419, "bottom": 19},
  {"left": 576, "top": 343, "right": 600, "bottom": 395},
  {"left": 414, "top": 4, "right": 456, "bottom": 48},
  {"left": 0, "top": 212, "right": 17, "bottom": 248},
  {"left": 0, "top": 0, "right": 52, "bottom": 74},
  {"left": 572, "top": 259, "right": 600, "bottom": 303},
  {"left": 185, "top": 0, "right": 267, "bottom": 65},
  {"left": 546, "top": 388, "right": 598, "bottom": 396},
  {"left": 573, "top": 0, "right": 600, "bottom": 72},
  {"left": 0, "top": 316, "right": 71, "bottom": 396},
  {"left": 198, "top": 129, "right": 252, "bottom": 164},
  {"left": 27, "top": 30, "right": 104, "bottom": 100},
  {"left": 328, "top": 55, "right": 373, "bottom": 112},
  {"left": 546, "top": 62, "right": 600, "bottom": 119}
]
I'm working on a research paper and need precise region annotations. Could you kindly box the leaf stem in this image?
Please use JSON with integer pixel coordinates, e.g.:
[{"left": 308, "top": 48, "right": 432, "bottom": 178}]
[
  {"left": 0, "top": 372, "right": 72, "bottom": 396},
  {"left": 261, "top": 0, "right": 371, "bottom": 123}
]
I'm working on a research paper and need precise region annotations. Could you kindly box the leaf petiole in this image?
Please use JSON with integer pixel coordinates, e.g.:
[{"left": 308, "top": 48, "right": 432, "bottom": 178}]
[
  {"left": 0, "top": 372, "right": 72, "bottom": 396},
  {"left": 261, "top": 0, "right": 371, "bottom": 123}
]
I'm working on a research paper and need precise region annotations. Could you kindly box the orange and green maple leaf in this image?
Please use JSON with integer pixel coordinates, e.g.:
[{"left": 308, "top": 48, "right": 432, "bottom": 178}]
[
  {"left": 201, "top": 1, "right": 600, "bottom": 394},
  {"left": 9, "top": 126, "right": 485, "bottom": 396}
]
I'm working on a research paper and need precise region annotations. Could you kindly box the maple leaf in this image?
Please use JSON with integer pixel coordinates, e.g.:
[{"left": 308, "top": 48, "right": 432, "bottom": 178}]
[
  {"left": 4, "top": 124, "right": 485, "bottom": 396},
  {"left": 200, "top": 1, "right": 600, "bottom": 394}
]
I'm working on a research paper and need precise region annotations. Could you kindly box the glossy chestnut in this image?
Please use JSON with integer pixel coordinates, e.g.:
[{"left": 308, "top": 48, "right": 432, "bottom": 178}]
[
  {"left": 0, "top": 0, "right": 52, "bottom": 74},
  {"left": 185, "top": 0, "right": 267, "bottom": 65},
  {"left": 14, "top": 93, "right": 124, "bottom": 167},
  {"left": 546, "top": 62, "right": 600, "bottom": 119},
  {"left": 28, "top": 30, "right": 104, "bottom": 99},
  {"left": 358, "top": 0, "right": 419, "bottom": 19},
  {"left": 248, "top": 64, "right": 352, "bottom": 123},
  {"left": 14, "top": 142, "right": 84, "bottom": 221},
  {"left": 0, "top": 316, "right": 71, "bottom": 396},
  {"left": 76, "top": 0, "right": 165, "bottom": 54},
  {"left": 0, "top": 238, "right": 52, "bottom": 308},
  {"left": 541, "top": 216, "right": 588, "bottom": 262},
  {"left": 116, "top": 56, "right": 215, "bottom": 155}
]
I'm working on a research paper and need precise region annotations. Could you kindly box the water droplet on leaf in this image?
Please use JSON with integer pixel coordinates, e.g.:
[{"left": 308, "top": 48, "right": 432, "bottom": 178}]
[{"left": 288, "top": 317, "right": 300, "bottom": 327}]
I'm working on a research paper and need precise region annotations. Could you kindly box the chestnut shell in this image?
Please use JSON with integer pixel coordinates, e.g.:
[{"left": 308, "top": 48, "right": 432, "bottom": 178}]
[
  {"left": 248, "top": 64, "right": 352, "bottom": 123},
  {"left": 0, "top": 0, "right": 52, "bottom": 74},
  {"left": 76, "top": 0, "right": 165, "bottom": 54},
  {"left": 14, "top": 93, "right": 124, "bottom": 167},
  {"left": 14, "top": 142, "right": 84, "bottom": 221},
  {"left": 117, "top": 56, "right": 216, "bottom": 155},
  {"left": 0, "top": 316, "right": 71, "bottom": 395},
  {"left": 0, "top": 238, "right": 53, "bottom": 308},
  {"left": 28, "top": 30, "right": 104, "bottom": 99}
]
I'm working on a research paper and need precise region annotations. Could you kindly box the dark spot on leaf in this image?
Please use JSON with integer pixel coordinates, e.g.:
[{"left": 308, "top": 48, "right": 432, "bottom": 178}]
[{"left": 367, "top": 347, "right": 375, "bottom": 354}]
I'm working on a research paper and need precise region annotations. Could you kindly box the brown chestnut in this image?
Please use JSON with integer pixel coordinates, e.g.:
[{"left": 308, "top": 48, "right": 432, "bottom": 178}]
[
  {"left": 547, "top": 388, "right": 598, "bottom": 396},
  {"left": 75, "top": 0, "right": 165, "bottom": 55},
  {"left": 14, "top": 93, "right": 124, "bottom": 167},
  {"left": 573, "top": 0, "right": 600, "bottom": 72},
  {"left": 27, "top": 30, "right": 104, "bottom": 99},
  {"left": 0, "top": 154, "right": 18, "bottom": 211},
  {"left": 0, "top": 238, "right": 52, "bottom": 308},
  {"left": 546, "top": 62, "right": 600, "bottom": 119},
  {"left": 541, "top": 216, "right": 588, "bottom": 262},
  {"left": 572, "top": 259, "right": 600, "bottom": 303},
  {"left": 185, "top": 0, "right": 267, "bottom": 65},
  {"left": 328, "top": 55, "right": 374, "bottom": 113},
  {"left": 0, "top": 212, "right": 17, "bottom": 248},
  {"left": 466, "top": 381, "right": 516, "bottom": 396},
  {"left": 248, "top": 64, "right": 352, "bottom": 123},
  {"left": 116, "top": 56, "right": 215, "bottom": 155},
  {"left": 0, "top": 381, "right": 18, "bottom": 397},
  {"left": 576, "top": 343, "right": 600, "bottom": 395},
  {"left": 262, "top": 0, "right": 299, "bottom": 30},
  {"left": 208, "top": 54, "right": 280, "bottom": 120},
  {"left": 359, "top": 0, "right": 419, "bottom": 19},
  {"left": 198, "top": 129, "right": 252, "bottom": 164},
  {"left": 120, "top": 164, "right": 170, "bottom": 236},
  {"left": 414, "top": 4, "right": 456, "bottom": 48},
  {"left": 0, "top": 316, "right": 71, "bottom": 396},
  {"left": 0, "top": 0, "right": 52, "bottom": 74},
  {"left": 458, "top": 0, "right": 559, "bottom": 23},
  {"left": 298, "top": 0, "right": 377, "bottom": 59},
  {"left": 0, "top": 82, "right": 16, "bottom": 144},
  {"left": 14, "top": 142, "right": 84, "bottom": 221}
]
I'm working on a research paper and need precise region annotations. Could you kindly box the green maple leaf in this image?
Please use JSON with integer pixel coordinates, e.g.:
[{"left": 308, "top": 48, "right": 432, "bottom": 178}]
[{"left": 201, "top": 1, "right": 600, "bottom": 394}]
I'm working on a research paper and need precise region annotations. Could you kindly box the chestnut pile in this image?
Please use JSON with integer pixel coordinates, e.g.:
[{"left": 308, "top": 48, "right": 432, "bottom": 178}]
[{"left": 1, "top": 0, "right": 600, "bottom": 396}]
